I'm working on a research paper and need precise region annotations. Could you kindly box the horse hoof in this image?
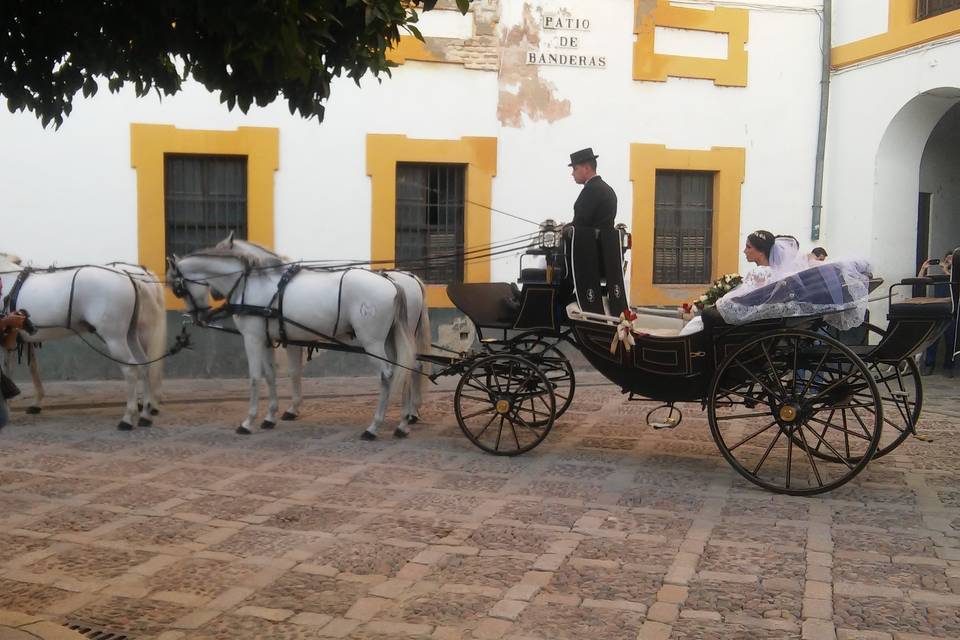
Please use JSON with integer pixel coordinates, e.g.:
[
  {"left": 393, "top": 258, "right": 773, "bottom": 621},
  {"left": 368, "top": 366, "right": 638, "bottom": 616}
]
[
  {"left": 117, "top": 421, "right": 134, "bottom": 431},
  {"left": 281, "top": 411, "right": 298, "bottom": 421},
  {"left": 260, "top": 420, "right": 276, "bottom": 430},
  {"left": 394, "top": 428, "right": 409, "bottom": 439},
  {"left": 149, "top": 407, "right": 160, "bottom": 416},
  {"left": 405, "top": 414, "right": 420, "bottom": 424},
  {"left": 360, "top": 431, "right": 377, "bottom": 441},
  {"left": 137, "top": 417, "right": 153, "bottom": 428},
  {"left": 137, "top": 402, "right": 143, "bottom": 411},
  {"left": 25, "top": 406, "right": 41, "bottom": 415},
  {"left": 236, "top": 426, "right": 252, "bottom": 435}
]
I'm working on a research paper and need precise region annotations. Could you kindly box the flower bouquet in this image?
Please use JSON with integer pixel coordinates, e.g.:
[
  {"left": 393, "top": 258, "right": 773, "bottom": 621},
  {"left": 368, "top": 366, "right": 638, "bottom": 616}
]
[{"left": 692, "top": 273, "right": 742, "bottom": 311}]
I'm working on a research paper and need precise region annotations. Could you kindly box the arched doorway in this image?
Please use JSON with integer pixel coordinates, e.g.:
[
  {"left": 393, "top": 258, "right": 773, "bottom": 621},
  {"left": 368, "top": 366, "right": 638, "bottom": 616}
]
[{"left": 873, "top": 88, "right": 960, "bottom": 285}]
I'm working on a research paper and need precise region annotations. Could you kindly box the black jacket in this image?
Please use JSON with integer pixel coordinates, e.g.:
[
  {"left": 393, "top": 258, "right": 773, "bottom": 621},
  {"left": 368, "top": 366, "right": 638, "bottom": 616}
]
[{"left": 572, "top": 175, "right": 617, "bottom": 229}]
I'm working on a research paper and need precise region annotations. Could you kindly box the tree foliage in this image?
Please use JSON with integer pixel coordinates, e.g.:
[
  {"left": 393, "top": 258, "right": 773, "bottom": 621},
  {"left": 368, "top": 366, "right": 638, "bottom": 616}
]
[{"left": 0, "top": 0, "right": 471, "bottom": 128}]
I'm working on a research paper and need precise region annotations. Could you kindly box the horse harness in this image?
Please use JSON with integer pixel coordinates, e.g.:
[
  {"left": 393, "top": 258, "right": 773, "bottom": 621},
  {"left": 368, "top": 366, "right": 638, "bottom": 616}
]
[{"left": 173, "top": 259, "right": 420, "bottom": 371}]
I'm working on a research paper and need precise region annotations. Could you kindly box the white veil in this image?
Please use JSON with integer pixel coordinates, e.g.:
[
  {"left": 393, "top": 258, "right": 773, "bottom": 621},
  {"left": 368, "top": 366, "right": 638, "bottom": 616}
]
[{"left": 716, "top": 237, "right": 872, "bottom": 330}]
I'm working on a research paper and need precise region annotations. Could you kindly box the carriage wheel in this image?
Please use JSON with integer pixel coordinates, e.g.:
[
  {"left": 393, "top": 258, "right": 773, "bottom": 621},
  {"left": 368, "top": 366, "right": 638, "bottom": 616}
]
[
  {"left": 708, "top": 329, "right": 882, "bottom": 495},
  {"left": 509, "top": 337, "right": 576, "bottom": 425},
  {"left": 454, "top": 353, "right": 556, "bottom": 456},
  {"left": 802, "top": 357, "right": 921, "bottom": 463},
  {"left": 805, "top": 324, "right": 922, "bottom": 462}
]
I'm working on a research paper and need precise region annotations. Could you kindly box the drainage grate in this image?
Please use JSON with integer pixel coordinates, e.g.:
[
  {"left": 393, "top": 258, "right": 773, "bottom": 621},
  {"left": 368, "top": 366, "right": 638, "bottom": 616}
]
[{"left": 64, "top": 622, "right": 131, "bottom": 640}]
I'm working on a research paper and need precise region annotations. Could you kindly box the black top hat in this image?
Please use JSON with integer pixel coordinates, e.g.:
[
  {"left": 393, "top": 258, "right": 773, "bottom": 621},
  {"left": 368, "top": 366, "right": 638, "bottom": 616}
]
[{"left": 568, "top": 148, "right": 599, "bottom": 166}]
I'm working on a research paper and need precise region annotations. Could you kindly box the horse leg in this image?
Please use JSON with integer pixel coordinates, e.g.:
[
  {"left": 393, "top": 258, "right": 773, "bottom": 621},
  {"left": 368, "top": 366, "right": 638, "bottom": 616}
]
[
  {"left": 26, "top": 345, "right": 44, "bottom": 414},
  {"left": 260, "top": 349, "right": 279, "bottom": 430},
  {"left": 238, "top": 332, "right": 266, "bottom": 435},
  {"left": 405, "top": 363, "right": 424, "bottom": 424},
  {"left": 282, "top": 345, "right": 303, "bottom": 420},
  {"left": 128, "top": 337, "right": 154, "bottom": 427},
  {"left": 101, "top": 338, "right": 140, "bottom": 430},
  {"left": 362, "top": 361, "right": 393, "bottom": 441}
]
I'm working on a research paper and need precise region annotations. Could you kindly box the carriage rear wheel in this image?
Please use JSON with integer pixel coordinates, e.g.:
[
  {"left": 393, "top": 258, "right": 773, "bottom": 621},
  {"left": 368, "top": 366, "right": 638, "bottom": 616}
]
[
  {"left": 707, "top": 329, "right": 882, "bottom": 496},
  {"left": 806, "top": 324, "right": 922, "bottom": 462},
  {"left": 454, "top": 353, "right": 556, "bottom": 456},
  {"left": 509, "top": 336, "right": 575, "bottom": 425}
]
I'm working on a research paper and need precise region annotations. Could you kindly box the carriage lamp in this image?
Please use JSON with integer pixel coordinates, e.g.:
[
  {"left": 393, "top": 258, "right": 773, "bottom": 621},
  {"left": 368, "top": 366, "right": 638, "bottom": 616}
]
[
  {"left": 616, "top": 223, "right": 632, "bottom": 251},
  {"left": 538, "top": 219, "right": 562, "bottom": 249}
]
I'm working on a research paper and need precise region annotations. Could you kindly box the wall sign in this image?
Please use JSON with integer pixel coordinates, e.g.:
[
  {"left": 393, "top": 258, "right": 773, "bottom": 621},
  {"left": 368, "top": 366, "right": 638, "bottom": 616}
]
[{"left": 527, "top": 13, "right": 606, "bottom": 68}]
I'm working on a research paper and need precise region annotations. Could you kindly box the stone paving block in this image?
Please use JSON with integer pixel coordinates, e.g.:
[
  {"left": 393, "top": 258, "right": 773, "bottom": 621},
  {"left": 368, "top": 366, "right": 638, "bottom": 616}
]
[
  {"left": 833, "top": 581, "right": 903, "bottom": 599},
  {"left": 20, "top": 620, "right": 89, "bottom": 640},
  {"left": 580, "top": 598, "right": 646, "bottom": 613},
  {"left": 836, "top": 629, "right": 893, "bottom": 640},
  {"left": 503, "top": 584, "right": 540, "bottom": 602},
  {"left": 369, "top": 578, "right": 414, "bottom": 599},
  {"left": 637, "top": 620, "right": 672, "bottom": 640},
  {"left": 319, "top": 617, "right": 362, "bottom": 637},
  {"left": 489, "top": 599, "right": 527, "bottom": 621},
  {"left": 679, "top": 609, "right": 722, "bottom": 621},
  {"left": 802, "top": 618, "right": 837, "bottom": 640},
  {"left": 206, "top": 586, "right": 256, "bottom": 610},
  {"left": 364, "top": 620, "right": 434, "bottom": 636},
  {"left": 805, "top": 580, "right": 832, "bottom": 600},
  {"left": 170, "top": 608, "right": 222, "bottom": 629},
  {"left": 803, "top": 597, "right": 833, "bottom": 620},
  {"left": 344, "top": 596, "right": 389, "bottom": 621},
  {"left": 234, "top": 605, "right": 295, "bottom": 621},
  {"left": 520, "top": 571, "right": 553, "bottom": 587},
  {"left": 473, "top": 617, "right": 512, "bottom": 639},
  {"left": 645, "top": 601, "right": 679, "bottom": 623}
]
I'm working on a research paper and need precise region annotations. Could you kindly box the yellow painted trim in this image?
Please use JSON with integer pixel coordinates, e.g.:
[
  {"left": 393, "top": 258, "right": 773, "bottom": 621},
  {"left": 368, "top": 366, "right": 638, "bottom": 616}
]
[
  {"left": 633, "top": 0, "right": 749, "bottom": 87},
  {"left": 387, "top": 36, "right": 446, "bottom": 65},
  {"left": 130, "top": 124, "right": 279, "bottom": 309},
  {"left": 832, "top": 0, "right": 960, "bottom": 68},
  {"left": 367, "top": 134, "right": 497, "bottom": 308},
  {"left": 629, "top": 144, "right": 746, "bottom": 306}
]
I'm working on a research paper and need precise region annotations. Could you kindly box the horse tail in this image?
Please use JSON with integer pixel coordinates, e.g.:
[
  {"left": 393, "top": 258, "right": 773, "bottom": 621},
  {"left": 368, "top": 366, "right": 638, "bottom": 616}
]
[
  {"left": 386, "top": 283, "right": 416, "bottom": 401},
  {"left": 412, "top": 274, "right": 432, "bottom": 370}
]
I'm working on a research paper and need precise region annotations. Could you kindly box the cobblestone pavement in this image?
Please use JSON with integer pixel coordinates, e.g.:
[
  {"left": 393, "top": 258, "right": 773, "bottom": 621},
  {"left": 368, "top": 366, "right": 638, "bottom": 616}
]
[{"left": 0, "top": 371, "right": 958, "bottom": 640}]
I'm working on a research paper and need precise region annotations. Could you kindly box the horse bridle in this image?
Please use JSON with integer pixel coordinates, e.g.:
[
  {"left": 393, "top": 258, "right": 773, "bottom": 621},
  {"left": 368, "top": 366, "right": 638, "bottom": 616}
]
[{"left": 167, "top": 256, "right": 251, "bottom": 326}]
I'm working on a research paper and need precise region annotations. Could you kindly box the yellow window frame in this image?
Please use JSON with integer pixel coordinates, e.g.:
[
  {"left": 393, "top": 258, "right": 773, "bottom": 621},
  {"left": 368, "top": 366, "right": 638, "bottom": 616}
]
[
  {"left": 130, "top": 124, "right": 279, "bottom": 309},
  {"left": 633, "top": 0, "right": 749, "bottom": 87},
  {"left": 630, "top": 143, "right": 746, "bottom": 306},
  {"left": 367, "top": 134, "right": 497, "bottom": 308},
  {"left": 833, "top": 0, "right": 960, "bottom": 68}
]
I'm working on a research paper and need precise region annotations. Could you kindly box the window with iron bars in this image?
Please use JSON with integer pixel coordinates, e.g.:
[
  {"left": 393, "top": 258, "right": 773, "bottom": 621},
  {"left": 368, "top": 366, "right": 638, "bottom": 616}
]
[
  {"left": 395, "top": 163, "right": 466, "bottom": 284},
  {"left": 917, "top": 0, "right": 960, "bottom": 20},
  {"left": 164, "top": 154, "right": 248, "bottom": 259},
  {"left": 653, "top": 170, "right": 715, "bottom": 285}
]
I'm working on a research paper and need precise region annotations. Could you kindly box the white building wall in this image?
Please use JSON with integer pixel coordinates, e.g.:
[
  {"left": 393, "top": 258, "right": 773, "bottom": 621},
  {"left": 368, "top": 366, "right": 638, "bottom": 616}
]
[
  {"left": 1, "top": 0, "right": 827, "bottom": 289},
  {"left": 823, "top": 41, "right": 960, "bottom": 283},
  {"left": 832, "top": 0, "right": 889, "bottom": 47}
]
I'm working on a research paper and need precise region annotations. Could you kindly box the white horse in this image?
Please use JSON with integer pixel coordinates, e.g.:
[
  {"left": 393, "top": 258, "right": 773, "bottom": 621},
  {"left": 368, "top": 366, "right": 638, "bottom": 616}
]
[
  {"left": 0, "top": 253, "right": 167, "bottom": 429},
  {"left": 168, "top": 243, "right": 420, "bottom": 438},
  {"left": 212, "top": 235, "right": 432, "bottom": 425}
]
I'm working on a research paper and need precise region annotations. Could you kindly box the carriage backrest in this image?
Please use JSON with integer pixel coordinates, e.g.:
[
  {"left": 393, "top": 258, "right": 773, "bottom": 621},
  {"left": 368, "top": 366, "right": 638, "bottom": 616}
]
[{"left": 568, "top": 226, "right": 629, "bottom": 316}]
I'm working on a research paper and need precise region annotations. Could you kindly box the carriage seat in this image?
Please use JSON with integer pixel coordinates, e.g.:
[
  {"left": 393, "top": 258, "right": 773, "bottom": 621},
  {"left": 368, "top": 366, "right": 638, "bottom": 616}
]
[
  {"left": 520, "top": 267, "right": 548, "bottom": 283},
  {"left": 888, "top": 296, "right": 952, "bottom": 319}
]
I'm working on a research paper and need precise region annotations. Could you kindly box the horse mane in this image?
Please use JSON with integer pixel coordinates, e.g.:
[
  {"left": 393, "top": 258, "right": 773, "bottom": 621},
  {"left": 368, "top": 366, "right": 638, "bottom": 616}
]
[{"left": 188, "top": 245, "right": 285, "bottom": 269}]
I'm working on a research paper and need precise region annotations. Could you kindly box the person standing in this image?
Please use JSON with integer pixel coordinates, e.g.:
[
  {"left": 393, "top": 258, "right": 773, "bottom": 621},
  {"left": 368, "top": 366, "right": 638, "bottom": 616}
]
[
  {"left": 918, "top": 252, "right": 955, "bottom": 377},
  {"left": 569, "top": 148, "right": 617, "bottom": 229}
]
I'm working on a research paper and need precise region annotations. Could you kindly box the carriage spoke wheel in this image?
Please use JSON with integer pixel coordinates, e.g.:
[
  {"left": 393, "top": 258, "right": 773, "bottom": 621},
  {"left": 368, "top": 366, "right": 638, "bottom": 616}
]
[
  {"left": 454, "top": 353, "right": 556, "bottom": 456},
  {"left": 508, "top": 337, "right": 575, "bottom": 425},
  {"left": 802, "top": 357, "right": 921, "bottom": 463},
  {"left": 708, "top": 329, "right": 882, "bottom": 495}
]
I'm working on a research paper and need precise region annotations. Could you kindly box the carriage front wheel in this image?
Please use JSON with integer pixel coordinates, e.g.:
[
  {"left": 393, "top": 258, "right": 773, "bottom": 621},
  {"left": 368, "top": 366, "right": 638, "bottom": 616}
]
[
  {"left": 454, "top": 353, "right": 556, "bottom": 455},
  {"left": 707, "top": 329, "right": 883, "bottom": 495}
]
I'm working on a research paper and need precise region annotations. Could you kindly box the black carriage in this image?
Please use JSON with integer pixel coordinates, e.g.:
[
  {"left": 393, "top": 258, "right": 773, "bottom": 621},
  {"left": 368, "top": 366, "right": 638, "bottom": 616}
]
[{"left": 436, "top": 223, "right": 959, "bottom": 496}]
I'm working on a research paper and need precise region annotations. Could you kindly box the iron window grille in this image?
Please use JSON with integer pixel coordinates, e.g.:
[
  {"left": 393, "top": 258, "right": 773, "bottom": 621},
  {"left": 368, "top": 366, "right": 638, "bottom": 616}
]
[
  {"left": 395, "top": 162, "right": 466, "bottom": 284},
  {"left": 917, "top": 0, "right": 960, "bottom": 20},
  {"left": 653, "top": 170, "right": 715, "bottom": 285},
  {"left": 164, "top": 154, "right": 248, "bottom": 259}
]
